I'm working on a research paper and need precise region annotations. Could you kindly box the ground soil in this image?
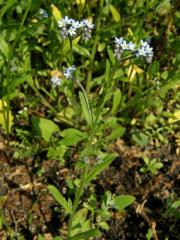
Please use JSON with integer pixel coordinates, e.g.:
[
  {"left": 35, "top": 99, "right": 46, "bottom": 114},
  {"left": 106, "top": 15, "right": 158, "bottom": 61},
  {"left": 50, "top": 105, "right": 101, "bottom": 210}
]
[{"left": 0, "top": 137, "right": 179, "bottom": 240}]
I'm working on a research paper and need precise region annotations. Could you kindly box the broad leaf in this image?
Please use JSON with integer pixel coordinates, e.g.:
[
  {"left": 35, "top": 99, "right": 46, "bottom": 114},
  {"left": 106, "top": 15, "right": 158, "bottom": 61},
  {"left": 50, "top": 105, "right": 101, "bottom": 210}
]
[
  {"left": 32, "top": 117, "right": 59, "bottom": 142},
  {"left": 113, "top": 195, "right": 135, "bottom": 211},
  {"left": 61, "top": 128, "right": 87, "bottom": 146}
]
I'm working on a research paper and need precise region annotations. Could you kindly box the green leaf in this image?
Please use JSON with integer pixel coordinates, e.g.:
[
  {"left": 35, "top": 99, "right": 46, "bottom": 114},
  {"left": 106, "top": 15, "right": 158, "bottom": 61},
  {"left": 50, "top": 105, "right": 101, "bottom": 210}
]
[
  {"left": 62, "top": 38, "right": 70, "bottom": 56},
  {"left": 105, "top": 59, "right": 111, "bottom": 82},
  {"left": 160, "top": 73, "right": 180, "bottom": 98},
  {"left": 107, "top": 46, "right": 116, "bottom": 66},
  {"left": 111, "top": 89, "right": 122, "bottom": 114},
  {"left": 53, "top": 237, "right": 63, "bottom": 240},
  {"left": 156, "top": 0, "right": 171, "bottom": 16},
  {"left": 70, "top": 208, "right": 90, "bottom": 237},
  {"left": 86, "top": 154, "right": 116, "bottom": 183},
  {"left": 113, "top": 195, "right": 135, "bottom": 211},
  {"left": 79, "top": 91, "right": 93, "bottom": 127},
  {"left": 172, "top": 36, "right": 180, "bottom": 53},
  {"left": 132, "top": 132, "right": 149, "bottom": 147},
  {"left": 146, "top": 228, "right": 153, "bottom": 240},
  {"left": 76, "top": 0, "right": 85, "bottom": 13},
  {"left": 0, "top": 0, "right": 17, "bottom": 21},
  {"left": 61, "top": 128, "right": 87, "bottom": 146},
  {"left": 71, "top": 208, "right": 88, "bottom": 228},
  {"left": 38, "top": 235, "right": 45, "bottom": 240},
  {"left": 171, "top": 200, "right": 180, "bottom": 209},
  {"left": 51, "top": 4, "right": 62, "bottom": 22},
  {"left": 109, "top": 4, "right": 121, "bottom": 22},
  {"left": 8, "top": 71, "right": 32, "bottom": 94},
  {"left": 0, "top": 34, "right": 9, "bottom": 58},
  {"left": 148, "top": 61, "right": 159, "bottom": 77},
  {"left": 32, "top": 117, "right": 59, "bottom": 142},
  {"left": 48, "top": 185, "right": 72, "bottom": 214},
  {"left": 0, "top": 100, "right": 13, "bottom": 133},
  {"left": 98, "top": 221, "right": 109, "bottom": 230},
  {"left": 107, "top": 125, "right": 125, "bottom": 141},
  {"left": 70, "top": 229, "right": 101, "bottom": 240},
  {"left": 47, "top": 145, "right": 66, "bottom": 160},
  {"left": 73, "top": 44, "right": 90, "bottom": 58}
]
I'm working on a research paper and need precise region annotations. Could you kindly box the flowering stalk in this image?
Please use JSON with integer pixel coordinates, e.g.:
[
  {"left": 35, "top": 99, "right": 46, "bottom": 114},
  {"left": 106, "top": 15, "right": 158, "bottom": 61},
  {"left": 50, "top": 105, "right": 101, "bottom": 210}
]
[{"left": 86, "top": 0, "right": 104, "bottom": 93}]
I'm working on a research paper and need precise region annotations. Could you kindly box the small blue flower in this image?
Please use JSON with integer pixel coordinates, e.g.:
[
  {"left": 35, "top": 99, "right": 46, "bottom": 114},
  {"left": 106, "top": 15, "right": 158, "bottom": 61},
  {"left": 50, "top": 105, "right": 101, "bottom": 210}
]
[
  {"left": 64, "top": 65, "right": 76, "bottom": 79},
  {"left": 82, "top": 19, "right": 95, "bottom": 29}
]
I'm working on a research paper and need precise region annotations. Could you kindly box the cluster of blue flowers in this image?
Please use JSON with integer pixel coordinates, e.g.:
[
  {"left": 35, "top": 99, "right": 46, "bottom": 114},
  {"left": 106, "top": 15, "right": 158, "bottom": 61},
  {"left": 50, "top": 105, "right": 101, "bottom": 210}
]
[
  {"left": 114, "top": 37, "right": 154, "bottom": 63},
  {"left": 58, "top": 16, "right": 94, "bottom": 40},
  {"left": 51, "top": 66, "right": 76, "bottom": 87},
  {"left": 50, "top": 16, "right": 154, "bottom": 86}
]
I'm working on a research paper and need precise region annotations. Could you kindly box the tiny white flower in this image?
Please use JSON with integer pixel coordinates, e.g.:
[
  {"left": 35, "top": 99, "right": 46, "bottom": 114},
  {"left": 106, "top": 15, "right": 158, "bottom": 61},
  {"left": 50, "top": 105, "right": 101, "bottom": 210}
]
[
  {"left": 68, "top": 27, "right": 77, "bottom": 37},
  {"left": 136, "top": 40, "right": 153, "bottom": 58},
  {"left": 51, "top": 76, "right": 62, "bottom": 87},
  {"left": 72, "top": 20, "right": 83, "bottom": 29},
  {"left": 82, "top": 19, "right": 94, "bottom": 29},
  {"left": 114, "top": 37, "right": 124, "bottom": 45},
  {"left": 127, "top": 42, "right": 136, "bottom": 51},
  {"left": 63, "top": 16, "right": 73, "bottom": 25},
  {"left": 58, "top": 20, "right": 65, "bottom": 28}
]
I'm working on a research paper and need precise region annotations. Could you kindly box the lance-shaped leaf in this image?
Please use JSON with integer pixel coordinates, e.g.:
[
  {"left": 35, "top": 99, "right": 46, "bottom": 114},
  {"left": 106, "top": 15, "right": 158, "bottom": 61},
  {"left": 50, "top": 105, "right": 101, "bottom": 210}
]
[
  {"left": 48, "top": 185, "right": 72, "bottom": 214},
  {"left": 86, "top": 154, "right": 116, "bottom": 184}
]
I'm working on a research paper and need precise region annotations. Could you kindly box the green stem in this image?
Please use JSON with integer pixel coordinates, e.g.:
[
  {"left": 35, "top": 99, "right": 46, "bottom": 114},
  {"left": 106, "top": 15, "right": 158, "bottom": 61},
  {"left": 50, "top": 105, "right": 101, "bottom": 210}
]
[
  {"left": 86, "top": 0, "right": 104, "bottom": 93},
  {"left": 67, "top": 167, "right": 88, "bottom": 239}
]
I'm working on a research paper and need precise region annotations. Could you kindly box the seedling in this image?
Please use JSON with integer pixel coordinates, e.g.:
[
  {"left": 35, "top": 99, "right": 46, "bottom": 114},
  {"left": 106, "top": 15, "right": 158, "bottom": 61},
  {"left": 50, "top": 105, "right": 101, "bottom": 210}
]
[{"left": 140, "top": 157, "right": 163, "bottom": 175}]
